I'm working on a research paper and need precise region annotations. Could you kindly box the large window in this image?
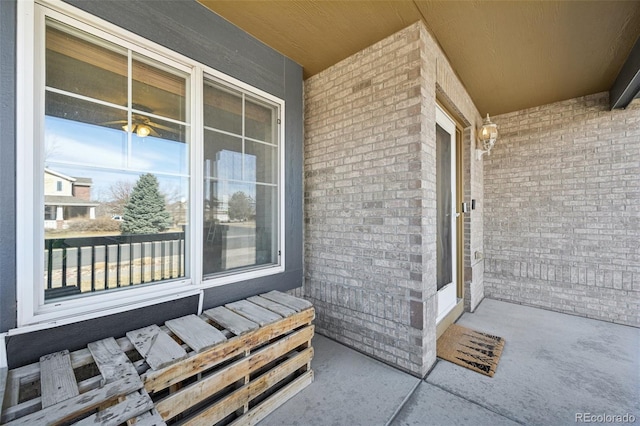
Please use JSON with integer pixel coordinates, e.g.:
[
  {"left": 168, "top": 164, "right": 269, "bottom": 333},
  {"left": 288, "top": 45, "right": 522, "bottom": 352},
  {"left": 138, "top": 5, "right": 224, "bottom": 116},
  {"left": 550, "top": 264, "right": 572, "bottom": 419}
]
[
  {"left": 43, "top": 18, "right": 190, "bottom": 301},
  {"left": 17, "top": 1, "right": 284, "bottom": 326}
]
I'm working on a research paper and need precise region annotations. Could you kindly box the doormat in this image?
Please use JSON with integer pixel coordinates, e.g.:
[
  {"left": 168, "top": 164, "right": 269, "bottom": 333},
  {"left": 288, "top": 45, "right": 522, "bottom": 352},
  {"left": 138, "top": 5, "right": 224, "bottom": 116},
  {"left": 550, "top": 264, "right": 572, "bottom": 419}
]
[{"left": 436, "top": 323, "right": 505, "bottom": 377}]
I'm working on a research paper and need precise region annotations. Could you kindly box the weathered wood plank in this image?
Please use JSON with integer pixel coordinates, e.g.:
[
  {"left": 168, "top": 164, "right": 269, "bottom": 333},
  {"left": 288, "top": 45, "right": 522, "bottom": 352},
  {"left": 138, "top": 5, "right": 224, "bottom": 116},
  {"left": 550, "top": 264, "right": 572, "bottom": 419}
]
[
  {"left": 247, "top": 295, "right": 297, "bottom": 317},
  {"left": 0, "top": 396, "right": 39, "bottom": 424},
  {"left": 203, "top": 307, "right": 259, "bottom": 336},
  {"left": 126, "top": 325, "right": 187, "bottom": 370},
  {"left": 165, "top": 315, "right": 226, "bottom": 353},
  {"left": 4, "top": 336, "right": 135, "bottom": 389},
  {"left": 225, "top": 300, "right": 282, "bottom": 326},
  {"left": 39, "top": 350, "right": 79, "bottom": 408},
  {"left": 181, "top": 348, "right": 313, "bottom": 426},
  {"left": 70, "top": 336, "right": 135, "bottom": 369},
  {"left": 260, "top": 290, "right": 312, "bottom": 312},
  {"left": 130, "top": 391, "right": 166, "bottom": 426},
  {"left": 73, "top": 391, "right": 153, "bottom": 426},
  {"left": 2, "top": 373, "right": 100, "bottom": 424},
  {"left": 155, "top": 325, "right": 314, "bottom": 420},
  {"left": 3, "top": 371, "right": 20, "bottom": 409},
  {"left": 142, "top": 308, "right": 314, "bottom": 394},
  {"left": 132, "top": 411, "right": 167, "bottom": 426},
  {"left": 5, "top": 376, "right": 142, "bottom": 426},
  {"left": 88, "top": 337, "right": 139, "bottom": 385},
  {"left": 230, "top": 370, "right": 314, "bottom": 426}
]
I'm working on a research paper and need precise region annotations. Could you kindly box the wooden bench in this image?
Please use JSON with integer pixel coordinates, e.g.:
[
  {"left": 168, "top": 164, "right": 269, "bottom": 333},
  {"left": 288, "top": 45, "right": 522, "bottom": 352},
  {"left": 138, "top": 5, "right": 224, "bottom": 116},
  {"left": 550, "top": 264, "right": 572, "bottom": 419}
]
[{"left": 0, "top": 291, "right": 315, "bottom": 425}]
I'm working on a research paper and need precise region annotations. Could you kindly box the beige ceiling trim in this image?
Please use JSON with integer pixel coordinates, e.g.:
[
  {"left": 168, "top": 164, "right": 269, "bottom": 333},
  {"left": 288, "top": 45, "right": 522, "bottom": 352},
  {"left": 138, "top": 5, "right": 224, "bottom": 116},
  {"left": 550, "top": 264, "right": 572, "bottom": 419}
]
[
  {"left": 199, "top": 0, "right": 422, "bottom": 77},
  {"left": 413, "top": 0, "right": 640, "bottom": 114},
  {"left": 199, "top": 1, "right": 640, "bottom": 115}
]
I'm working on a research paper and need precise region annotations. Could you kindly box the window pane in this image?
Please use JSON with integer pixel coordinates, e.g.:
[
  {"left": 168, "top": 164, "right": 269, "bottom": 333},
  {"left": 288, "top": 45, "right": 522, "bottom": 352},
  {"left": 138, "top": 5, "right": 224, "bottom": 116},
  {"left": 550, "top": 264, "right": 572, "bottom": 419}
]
[
  {"left": 204, "top": 82, "right": 242, "bottom": 135},
  {"left": 254, "top": 184, "right": 278, "bottom": 265},
  {"left": 43, "top": 22, "right": 190, "bottom": 303},
  {"left": 44, "top": 166, "right": 189, "bottom": 301},
  {"left": 245, "top": 141, "right": 277, "bottom": 184},
  {"left": 436, "top": 124, "right": 452, "bottom": 290},
  {"left": 129, "top": 114, "right": 188, "bottom": 144},
  {"left": 204, "top": 131, "right": 243, "bottom": 181},
  {"left": 245, "top": 97, "right": 275, "bottom": 143},
  {"left": 45, "top": 92, "right": 127, "bottom": 169},
  {"left": 202, "top": 78, "right": 280, "bottom": 280},
  {"left": 133, "top": 55, "right": 187, "bottom": 122},
  {"left": 46, "top": 21, "right": 128, "bottom": 106},
  {"left": 203, "top": 181, "right": 277, "bottom": 276},
  {"left": 131, "top": 120, "right": 188, "bottom": 175}
]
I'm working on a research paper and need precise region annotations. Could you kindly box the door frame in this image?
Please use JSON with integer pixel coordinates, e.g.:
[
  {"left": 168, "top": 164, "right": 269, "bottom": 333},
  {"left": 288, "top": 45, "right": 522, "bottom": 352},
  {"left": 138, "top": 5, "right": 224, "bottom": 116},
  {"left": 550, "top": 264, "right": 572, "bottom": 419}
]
[
  {"left": 435, "top": 105, "right": 457, "bottom": 323},
  {"left": 434, "top": 102, "right": 465, "bottom": 335}
]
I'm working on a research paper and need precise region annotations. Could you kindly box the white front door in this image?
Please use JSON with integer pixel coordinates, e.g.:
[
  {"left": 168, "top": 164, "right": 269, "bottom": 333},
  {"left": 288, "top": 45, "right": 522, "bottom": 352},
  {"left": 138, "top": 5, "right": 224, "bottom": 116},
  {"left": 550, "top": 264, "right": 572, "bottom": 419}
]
[{"left": 435, "top": 105, "right": 457, "bottom": 323}]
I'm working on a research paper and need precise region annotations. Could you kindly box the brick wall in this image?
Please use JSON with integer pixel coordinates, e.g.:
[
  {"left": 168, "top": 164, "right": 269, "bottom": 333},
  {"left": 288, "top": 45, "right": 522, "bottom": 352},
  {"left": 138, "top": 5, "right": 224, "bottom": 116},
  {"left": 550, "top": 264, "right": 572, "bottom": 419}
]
[
  {"left": 72, "top": 185, "right": 90, "bottom": 200},
  {"left": 304, "top": 22, "right": 484, "bottom": 376},
  {"left": 485, "top": 93, "right": 640, "bottom": 327},
  {"left": 304, "top": 23, "right": 426, "bottom": 375}
]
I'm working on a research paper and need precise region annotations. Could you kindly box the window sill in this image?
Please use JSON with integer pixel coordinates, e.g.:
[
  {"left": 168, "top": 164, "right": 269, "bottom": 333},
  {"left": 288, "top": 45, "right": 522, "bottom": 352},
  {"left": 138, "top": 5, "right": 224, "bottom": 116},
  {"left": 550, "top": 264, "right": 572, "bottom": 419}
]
[
  {"left": 201, "top": 264, "right": 285, "bottom": 289},
  {"left": 15, "top": 281, "right": 199, "bottom": 334}
]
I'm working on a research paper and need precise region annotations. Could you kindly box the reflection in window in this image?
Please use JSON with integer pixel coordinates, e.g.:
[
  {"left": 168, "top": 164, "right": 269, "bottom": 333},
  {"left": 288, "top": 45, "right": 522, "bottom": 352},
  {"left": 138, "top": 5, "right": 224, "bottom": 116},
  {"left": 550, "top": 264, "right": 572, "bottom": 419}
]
[
  {"left": 43, "top": 18, "right": 190, "bottom": 302},
  {"left": 203, "top": 79, "right": 279, "bottom": 277}
]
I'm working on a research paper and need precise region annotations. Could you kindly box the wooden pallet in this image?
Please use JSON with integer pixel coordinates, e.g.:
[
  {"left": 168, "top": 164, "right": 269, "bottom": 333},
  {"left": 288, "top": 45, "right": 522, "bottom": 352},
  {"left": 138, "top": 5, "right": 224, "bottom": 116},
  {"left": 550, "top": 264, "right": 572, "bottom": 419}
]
[{"left": 0, "top": 291, "right": 314, "bottom": 425}]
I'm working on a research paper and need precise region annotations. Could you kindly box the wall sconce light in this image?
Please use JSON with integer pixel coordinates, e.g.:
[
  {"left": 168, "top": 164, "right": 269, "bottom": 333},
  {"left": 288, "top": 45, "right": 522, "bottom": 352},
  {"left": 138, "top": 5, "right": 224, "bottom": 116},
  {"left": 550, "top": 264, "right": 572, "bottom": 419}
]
[{"left": 476, "top": 113, "right": 498, "bottom": 160}]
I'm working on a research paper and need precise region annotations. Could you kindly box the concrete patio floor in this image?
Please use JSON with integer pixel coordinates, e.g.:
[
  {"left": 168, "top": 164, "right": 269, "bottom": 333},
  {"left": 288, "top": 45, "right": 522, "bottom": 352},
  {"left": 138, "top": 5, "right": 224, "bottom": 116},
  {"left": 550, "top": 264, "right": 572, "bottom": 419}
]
[{"left": 260, "top": 299, "right": 639, "bottom": 426}]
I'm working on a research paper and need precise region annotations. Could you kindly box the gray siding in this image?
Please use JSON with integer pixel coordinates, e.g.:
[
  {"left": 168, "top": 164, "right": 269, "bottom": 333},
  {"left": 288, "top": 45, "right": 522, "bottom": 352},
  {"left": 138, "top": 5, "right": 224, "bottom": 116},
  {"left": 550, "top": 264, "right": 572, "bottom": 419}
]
[
  {"left": 0, "top": 0, "right": 17, "bottom": 333},
  {"left": 1, "top": 0, "right": 303, "bottom": 365}
]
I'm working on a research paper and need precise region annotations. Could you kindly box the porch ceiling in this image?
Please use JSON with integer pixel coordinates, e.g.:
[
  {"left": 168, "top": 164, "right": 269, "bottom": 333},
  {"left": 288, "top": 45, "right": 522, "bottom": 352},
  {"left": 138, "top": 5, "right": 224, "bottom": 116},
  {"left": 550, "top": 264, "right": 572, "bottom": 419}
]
[{"left": 198, "top": 0, "right": 640, "bottom": 116}]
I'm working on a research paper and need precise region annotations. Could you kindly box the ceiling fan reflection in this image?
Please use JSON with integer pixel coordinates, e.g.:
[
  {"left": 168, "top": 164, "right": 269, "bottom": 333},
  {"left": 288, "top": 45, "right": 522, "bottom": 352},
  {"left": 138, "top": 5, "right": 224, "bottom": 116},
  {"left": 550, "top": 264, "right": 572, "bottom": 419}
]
[{"left": 101, "top": 113, "right": 180, "bottom": 138}]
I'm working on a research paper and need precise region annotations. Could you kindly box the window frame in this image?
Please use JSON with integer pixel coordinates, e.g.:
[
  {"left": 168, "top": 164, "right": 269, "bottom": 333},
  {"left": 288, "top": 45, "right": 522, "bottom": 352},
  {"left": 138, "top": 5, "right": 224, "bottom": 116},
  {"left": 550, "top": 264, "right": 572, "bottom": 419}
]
[
  {"left": 200, "top": 73, "right": 285, "bottom": 284},
  {"left": 16, "top": 0, "right": 285, "bottom": 329}
]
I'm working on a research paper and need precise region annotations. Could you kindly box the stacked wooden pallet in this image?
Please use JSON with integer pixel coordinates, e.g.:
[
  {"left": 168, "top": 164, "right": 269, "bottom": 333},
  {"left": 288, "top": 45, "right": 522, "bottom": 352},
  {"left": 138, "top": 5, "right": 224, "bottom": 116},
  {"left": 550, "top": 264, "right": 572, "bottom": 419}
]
[{"left": 0, "top": 291, "right": 315, "bottom": 425}]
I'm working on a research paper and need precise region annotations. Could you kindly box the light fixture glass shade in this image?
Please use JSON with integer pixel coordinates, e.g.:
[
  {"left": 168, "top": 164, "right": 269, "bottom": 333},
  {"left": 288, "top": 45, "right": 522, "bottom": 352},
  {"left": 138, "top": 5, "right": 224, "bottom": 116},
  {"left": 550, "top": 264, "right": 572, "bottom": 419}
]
[
  {"left": 478, "top": 113, "right": 497, "bottom": 151},
  {"left": 136, "top": 125, "right": 151, "bottom": 137},
  {"left": 122, "top": 123, "right": 151, "bottom": 137}
]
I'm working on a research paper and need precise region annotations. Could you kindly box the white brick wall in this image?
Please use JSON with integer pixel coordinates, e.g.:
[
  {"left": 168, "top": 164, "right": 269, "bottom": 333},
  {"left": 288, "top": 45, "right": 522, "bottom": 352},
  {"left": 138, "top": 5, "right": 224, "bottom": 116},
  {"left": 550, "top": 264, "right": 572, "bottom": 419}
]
[
  {"left": 305, "top": 24, "right": 426, "bottom": 375},
  {"left": 304, "top": 22, "right": 484, "bottom": 376},
  {"left": 485, "top": 93, "right": 640, "bottom": 327}
]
